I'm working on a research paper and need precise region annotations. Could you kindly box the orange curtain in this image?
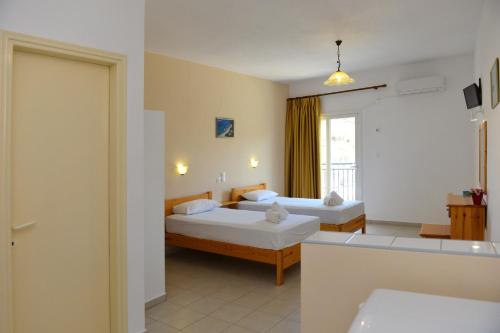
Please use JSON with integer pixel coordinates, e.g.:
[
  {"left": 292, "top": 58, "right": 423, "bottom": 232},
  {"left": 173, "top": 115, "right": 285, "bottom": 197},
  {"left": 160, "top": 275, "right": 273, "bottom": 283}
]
[{"left": 284, "top": 97, "right": 321, "bottom": 198}]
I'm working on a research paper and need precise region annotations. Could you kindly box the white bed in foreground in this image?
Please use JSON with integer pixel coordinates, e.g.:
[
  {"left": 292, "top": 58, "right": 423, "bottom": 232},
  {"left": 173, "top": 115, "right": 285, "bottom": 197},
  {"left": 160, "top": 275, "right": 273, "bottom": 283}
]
[
  {"left": 164, "top": 191, "right": 320, "bottom": 285},
  {"left": 349, "top": 289, "right": 500, "bottom": 333},
  {"left": 166, "top": 207, "right": 320, "bottom": 250},
  {"left": 231, "top": 184, "right": 366, "bottom": 233}
]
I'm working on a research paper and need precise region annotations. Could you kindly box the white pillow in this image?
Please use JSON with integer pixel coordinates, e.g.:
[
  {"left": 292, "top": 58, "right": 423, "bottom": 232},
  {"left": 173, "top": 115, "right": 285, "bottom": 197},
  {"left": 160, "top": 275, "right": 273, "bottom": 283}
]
[
  {"left": 173, "top": 199, "right": 221, "bottom": 215},
  {"left": 242, "top": 189, "right": 278, "bottom": 201}
]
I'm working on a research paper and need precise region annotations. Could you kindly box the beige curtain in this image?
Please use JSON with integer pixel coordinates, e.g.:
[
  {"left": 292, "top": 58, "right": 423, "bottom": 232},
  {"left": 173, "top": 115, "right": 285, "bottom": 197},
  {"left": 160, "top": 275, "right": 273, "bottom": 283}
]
[{"left": 285, "top": 96, "right": 321, "bottom": 198}]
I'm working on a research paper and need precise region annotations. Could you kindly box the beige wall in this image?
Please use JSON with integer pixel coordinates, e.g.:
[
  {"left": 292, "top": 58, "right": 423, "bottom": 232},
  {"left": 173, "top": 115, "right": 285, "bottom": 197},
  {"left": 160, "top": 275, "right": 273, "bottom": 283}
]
[
  {"left": 302, "top": 243, "right": 500, "bottom": 333},
  {"left": 145, "top": 52, "right": 288, "bottom": 201}
]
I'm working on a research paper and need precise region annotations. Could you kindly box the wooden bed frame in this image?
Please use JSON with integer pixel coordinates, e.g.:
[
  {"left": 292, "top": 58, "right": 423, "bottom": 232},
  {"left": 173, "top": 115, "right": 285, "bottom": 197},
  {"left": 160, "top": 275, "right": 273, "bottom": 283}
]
[
  {"left": 231, "top": 183, "right": 366, "bottom": 234},
  {"left": 165, "top": 191, "right": 300, "bottom": 285}
]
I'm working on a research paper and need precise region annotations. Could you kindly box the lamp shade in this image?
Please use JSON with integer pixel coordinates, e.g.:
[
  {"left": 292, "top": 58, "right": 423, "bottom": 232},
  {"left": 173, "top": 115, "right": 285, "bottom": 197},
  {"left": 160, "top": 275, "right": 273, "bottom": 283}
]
[{"left": 324, "top": 70, "right": 355, "bottom": 86}]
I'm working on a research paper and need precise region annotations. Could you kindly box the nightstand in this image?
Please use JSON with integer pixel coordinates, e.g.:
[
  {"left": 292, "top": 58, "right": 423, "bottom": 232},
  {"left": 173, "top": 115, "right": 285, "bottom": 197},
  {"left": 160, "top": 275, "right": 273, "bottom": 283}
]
[{"left": 220, "top": 200, "right": 239, "bottom": 209}]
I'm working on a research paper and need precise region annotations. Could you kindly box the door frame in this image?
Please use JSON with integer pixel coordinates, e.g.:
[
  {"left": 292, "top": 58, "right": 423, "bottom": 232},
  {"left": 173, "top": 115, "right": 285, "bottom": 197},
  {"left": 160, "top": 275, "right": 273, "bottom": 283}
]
[
  {"left": 0, "top": 31, "right": 128, "bottom": 333},
  {"left": 320, "top": 112, "right": 363, "bottom": 200}
]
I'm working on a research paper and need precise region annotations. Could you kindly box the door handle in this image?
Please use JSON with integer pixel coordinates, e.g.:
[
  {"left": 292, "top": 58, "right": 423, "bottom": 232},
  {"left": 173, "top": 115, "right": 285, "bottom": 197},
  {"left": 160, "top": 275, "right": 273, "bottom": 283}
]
[{"left": 12, "top": 220, "right": 37, "bottom": 231}]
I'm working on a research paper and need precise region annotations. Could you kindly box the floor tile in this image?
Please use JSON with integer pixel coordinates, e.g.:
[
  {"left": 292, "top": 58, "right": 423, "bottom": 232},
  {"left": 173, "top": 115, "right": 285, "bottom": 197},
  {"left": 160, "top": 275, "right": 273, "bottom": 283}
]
[
  {"left": 236, "top": 311, "right": 282, "bottom": 332},
  {"left": 159, "top": 308, "right": 206, "bottom": 330},
  {"left": 147, "top": 301, "right": 183, "bottom": 322},
  {"left": 286, "top": 308, "right": 301, "bottom": 323},
  {"left": 209, "top": 285, "right": 251, "bottom": 302},
  {"left": 233, "top": 291, "right": 274, "bottom": 309},
  {"left": 186, "top": 297, "right": 227, "bottom": 315},
  {"left": 182, "top": 316, "right": 230, "bottom": 333},
  {"left": 222, "top": 325, "right": 255, "bottom": 333},
  {"left": 276, "top": 288, "right": 300, "bottom": 303},
  {"left": 259, "top": 298, "right": 299, "bottom": 318},
  {"left": 267, "top": 318, "right": 300, "bottom": 333},
  {"left": 210, "top": 303, "right": 254, "bottom": 323},
  {"left": 146, "top": 320, "right": 180, "bottom": 333},
  {"left": 366, "top": 222, "right": 420, "bottom": 237},
  {"left": 146, "top": 316, "right": 156, "bottom": 326},
  {"left": 168, "top": 290, "right": 204, "bottom": 306}
]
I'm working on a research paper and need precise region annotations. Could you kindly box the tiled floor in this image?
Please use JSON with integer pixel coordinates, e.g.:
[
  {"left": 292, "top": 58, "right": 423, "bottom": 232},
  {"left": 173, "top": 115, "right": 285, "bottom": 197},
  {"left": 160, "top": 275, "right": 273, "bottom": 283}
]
[
  {"left": 366, "top": 221, "right": 421, "bottom": 237},
  {"left": 146, "top": 222, "right": 420, "bottom": 332}
]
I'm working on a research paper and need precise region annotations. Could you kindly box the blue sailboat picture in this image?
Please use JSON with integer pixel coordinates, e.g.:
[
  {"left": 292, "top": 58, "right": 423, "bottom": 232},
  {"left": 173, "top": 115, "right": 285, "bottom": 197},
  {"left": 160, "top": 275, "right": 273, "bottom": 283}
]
[{"left": 216, "top": 118, "right": 234, "bottom": 138}]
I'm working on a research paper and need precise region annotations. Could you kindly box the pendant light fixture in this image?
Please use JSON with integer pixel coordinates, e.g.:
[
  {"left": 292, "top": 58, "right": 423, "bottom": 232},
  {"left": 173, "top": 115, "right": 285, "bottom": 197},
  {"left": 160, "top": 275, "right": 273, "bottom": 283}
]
[{"left": 324, "top": 40, "right": 355, "bottom": 86}]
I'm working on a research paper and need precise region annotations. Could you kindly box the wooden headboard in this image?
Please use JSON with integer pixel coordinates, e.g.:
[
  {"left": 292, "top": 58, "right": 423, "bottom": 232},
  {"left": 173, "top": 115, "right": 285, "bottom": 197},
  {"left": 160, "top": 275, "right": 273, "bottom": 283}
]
[
  {"left": 165, "top": 191, "right": 213, "bottom": 217},
  {"left": 230, "top": 183, "right": 267, "bottom": 202}
]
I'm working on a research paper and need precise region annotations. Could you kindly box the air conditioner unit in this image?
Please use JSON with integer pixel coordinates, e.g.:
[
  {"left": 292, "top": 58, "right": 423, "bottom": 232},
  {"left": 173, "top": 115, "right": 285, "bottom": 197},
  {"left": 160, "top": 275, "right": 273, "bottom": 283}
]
[{"left": 396, "top": 76, "right": 446, "bottom": 95}]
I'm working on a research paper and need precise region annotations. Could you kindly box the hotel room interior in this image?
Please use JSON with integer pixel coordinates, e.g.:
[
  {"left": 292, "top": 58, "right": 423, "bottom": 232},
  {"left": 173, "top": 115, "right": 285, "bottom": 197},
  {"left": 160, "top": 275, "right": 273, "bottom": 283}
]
[{"left": 1, "top": 0, "right": 500, "bottom": 332}]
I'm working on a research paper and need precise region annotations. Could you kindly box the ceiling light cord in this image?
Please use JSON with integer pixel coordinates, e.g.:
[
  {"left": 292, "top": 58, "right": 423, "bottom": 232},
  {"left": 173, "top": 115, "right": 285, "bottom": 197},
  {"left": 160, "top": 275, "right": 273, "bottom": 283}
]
[{"left": 336, "top": 40, "right": 342, "bottom": 71}]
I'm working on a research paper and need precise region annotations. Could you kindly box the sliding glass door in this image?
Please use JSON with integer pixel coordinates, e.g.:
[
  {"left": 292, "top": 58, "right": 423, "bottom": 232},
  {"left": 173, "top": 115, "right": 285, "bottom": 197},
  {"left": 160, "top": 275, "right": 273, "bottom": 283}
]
[{"left": 320, "top": 114, "right": 361, "bottom": 200}]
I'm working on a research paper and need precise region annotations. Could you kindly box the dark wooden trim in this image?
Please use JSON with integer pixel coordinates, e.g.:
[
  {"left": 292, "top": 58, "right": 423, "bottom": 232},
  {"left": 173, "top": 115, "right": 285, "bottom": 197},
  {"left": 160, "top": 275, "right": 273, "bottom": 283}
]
[{"left": 287, "top": 84, "right": 387, "bottom": 101}]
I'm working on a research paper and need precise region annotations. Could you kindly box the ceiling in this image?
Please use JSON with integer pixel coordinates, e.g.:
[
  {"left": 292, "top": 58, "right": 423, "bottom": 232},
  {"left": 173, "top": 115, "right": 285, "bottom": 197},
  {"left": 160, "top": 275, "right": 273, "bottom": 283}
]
[{"left": 145, "top": 0, "right": 484, "bottom": 82}]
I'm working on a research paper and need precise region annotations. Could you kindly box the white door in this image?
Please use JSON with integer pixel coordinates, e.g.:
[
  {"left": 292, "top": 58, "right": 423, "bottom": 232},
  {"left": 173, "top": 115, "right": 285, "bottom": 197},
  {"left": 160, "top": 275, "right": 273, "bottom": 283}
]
[
  {"left": 320, "top": 114, "right": 362, "bottom": 200},
  {"left": 10, "top": 49, "right": 111, "bottom": 333}
]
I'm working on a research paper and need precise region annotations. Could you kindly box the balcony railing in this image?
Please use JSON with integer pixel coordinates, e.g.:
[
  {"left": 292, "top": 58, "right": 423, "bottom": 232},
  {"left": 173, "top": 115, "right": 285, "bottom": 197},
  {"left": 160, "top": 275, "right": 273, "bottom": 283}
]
[{"left": 321, "top": 162, "right": 357, "bottom": 200}]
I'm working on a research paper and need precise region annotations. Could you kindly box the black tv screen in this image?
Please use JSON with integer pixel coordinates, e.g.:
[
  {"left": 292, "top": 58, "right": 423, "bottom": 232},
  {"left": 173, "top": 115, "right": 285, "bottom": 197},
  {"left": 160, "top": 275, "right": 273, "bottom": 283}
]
[{"left": 463, "top": 83, "right": 482, "bottom": 109}]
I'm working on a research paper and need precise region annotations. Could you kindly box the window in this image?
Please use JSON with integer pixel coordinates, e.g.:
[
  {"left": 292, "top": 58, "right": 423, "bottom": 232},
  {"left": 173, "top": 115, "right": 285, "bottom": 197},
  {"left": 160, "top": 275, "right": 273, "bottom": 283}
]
[{"left": 320, "top": 115, "right": 360, "bottom": 200}]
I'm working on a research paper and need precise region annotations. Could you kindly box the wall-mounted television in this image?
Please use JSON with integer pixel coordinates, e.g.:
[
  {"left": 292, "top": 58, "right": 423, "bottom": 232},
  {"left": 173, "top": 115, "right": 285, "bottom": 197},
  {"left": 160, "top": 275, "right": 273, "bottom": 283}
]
[{"left": 463, "top": 80, "right": 482, "bottom": 109}]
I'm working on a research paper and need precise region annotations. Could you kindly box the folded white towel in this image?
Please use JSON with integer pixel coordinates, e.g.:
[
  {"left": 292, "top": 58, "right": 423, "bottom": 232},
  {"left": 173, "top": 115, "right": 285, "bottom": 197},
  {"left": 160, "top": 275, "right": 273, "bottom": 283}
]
[
  {"left": 323, "top": 191, "right": 344, "bottom": 206},
  {"left": 265, "top": 202, "right": 289, "bottom": 224}
]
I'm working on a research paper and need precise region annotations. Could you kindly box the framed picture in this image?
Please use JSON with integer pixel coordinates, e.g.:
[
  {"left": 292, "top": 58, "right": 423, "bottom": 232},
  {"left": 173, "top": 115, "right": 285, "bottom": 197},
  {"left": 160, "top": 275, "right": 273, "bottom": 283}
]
[
  {"left": 216, "top": 117, "right": 234, "bottom": 138},
  {"left": 479, "top": 121, "right": 487, "bottom": 193},
  {"left": 490, "top": 58, "right": 499, "bottom": 109}
]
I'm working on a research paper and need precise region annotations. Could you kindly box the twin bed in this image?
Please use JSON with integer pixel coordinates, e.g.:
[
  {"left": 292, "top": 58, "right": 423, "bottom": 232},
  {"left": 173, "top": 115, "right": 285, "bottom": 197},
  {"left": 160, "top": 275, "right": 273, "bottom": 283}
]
[
  {"left": 165, "top": 184, "right": 366, "bottom": 285},
  {"left": 231, "top": 183, "right": 366, "bottom": 233}
]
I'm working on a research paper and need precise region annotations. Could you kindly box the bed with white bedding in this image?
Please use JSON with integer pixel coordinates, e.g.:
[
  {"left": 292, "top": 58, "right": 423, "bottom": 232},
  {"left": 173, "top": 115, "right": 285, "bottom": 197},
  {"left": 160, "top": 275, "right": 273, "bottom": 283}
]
[
  {"left": 238, "top": 197, "right": 364, "bottom": 225},
  {"left": 164, "top": 191, "right": 320, "bottom": 285},
  {"left": 166, "top": 207, "right": 320, "bottom": 250},
  {"left": 231, "top": 184, "right": 366, "bottom": 233}
]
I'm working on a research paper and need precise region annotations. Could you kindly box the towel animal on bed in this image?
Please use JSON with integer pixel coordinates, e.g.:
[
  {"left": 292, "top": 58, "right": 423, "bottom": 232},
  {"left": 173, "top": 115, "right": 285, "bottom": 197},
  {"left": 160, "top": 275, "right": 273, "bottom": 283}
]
[
  {"left": 323, "top": 190, "right": 344, "bottom": 206},
  {"left": 265, "top": 202, "right": 289, "bottom": 224}
]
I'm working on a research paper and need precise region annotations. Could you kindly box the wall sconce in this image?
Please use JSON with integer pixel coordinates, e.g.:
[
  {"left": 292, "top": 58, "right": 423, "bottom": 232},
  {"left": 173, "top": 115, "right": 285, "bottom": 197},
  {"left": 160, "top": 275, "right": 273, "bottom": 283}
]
[
  {"left": 176, "top": 163, "right": 188, "bottom": 176},
  {"left": 250, "top": 158, "right": 259, "bottom": 168}
]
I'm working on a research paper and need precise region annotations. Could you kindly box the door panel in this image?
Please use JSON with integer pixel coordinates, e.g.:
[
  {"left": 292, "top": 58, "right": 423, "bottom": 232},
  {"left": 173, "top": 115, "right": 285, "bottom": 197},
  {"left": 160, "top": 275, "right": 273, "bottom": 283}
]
[{"left": 11, "top": 50, "right": 110, "bottom": 333}]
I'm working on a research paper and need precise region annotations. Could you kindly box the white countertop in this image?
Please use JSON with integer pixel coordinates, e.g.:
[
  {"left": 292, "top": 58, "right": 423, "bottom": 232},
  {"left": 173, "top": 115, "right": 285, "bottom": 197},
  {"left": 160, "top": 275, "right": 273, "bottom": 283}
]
[{"left": 303, "top": 231, "right": 500, "bottom": 257}]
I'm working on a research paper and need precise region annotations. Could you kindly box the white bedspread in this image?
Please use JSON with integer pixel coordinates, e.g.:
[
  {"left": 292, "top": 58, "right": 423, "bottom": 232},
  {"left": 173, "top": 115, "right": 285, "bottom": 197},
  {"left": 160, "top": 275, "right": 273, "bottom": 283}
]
[
  {"left": 165, "top": 208, "right": 320, "bottom": 250},
  {"left": 237, "top": 197, "right": 364, "bottom": 225}
]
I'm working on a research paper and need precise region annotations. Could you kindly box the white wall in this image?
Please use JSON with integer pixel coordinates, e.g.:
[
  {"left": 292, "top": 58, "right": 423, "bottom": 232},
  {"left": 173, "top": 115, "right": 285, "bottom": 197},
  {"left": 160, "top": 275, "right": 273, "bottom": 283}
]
[
  {"left": 474, "top": 0, "right": 500, "bottom": 241},
  {"left": 144, "top": 111, "right": 166, "bottom": 304},
  {"left": 0, "top": 1, "right": 146, "bottom": 332},
  {"left": 290, "top": 55, "right": 475, "bottom": 225}
]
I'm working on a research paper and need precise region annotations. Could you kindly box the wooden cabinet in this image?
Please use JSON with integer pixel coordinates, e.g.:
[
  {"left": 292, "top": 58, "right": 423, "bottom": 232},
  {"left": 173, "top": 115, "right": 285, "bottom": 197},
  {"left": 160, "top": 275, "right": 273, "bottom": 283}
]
[{"left": 447, "top": 194, "right": 486, "bottom": 241}]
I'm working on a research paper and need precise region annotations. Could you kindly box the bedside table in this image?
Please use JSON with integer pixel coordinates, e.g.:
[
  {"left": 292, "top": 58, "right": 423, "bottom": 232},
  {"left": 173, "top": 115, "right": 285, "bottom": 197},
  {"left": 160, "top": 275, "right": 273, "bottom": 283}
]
[{"left": 220, "top": 200, "right": 239, "bottom": 209}]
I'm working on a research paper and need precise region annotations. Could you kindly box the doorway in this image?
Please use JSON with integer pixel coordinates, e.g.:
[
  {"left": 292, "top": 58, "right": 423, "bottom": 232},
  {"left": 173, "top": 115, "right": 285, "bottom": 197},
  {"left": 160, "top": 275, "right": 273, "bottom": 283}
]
[
  {"left": 0, "top": 31, "right": 128, "bottom": 333},
  {"left": 320, "top": 114, "right": 362, "bottom": 200}
]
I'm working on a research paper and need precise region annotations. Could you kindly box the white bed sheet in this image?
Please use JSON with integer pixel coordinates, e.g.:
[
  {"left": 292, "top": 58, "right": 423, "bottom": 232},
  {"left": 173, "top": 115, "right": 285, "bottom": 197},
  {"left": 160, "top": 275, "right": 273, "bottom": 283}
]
[
  {"left": 237, "top": 197, "right": 364, "bottom": 225},
  {"left": 165, "top": 208, "right": 320, "bottom": 250}
]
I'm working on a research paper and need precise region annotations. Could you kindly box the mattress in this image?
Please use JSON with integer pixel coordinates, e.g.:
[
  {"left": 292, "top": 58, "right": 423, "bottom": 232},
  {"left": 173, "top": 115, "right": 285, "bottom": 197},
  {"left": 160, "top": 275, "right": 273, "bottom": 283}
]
[
  {"left": 165, "top": 208, "right": 320, "bottom": 250},
  {"left": 237, "top": 197, "right": 364, "bottom": 225},
  {"left": 349, "top": 289, "right": 500, "bottom": 333}
]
